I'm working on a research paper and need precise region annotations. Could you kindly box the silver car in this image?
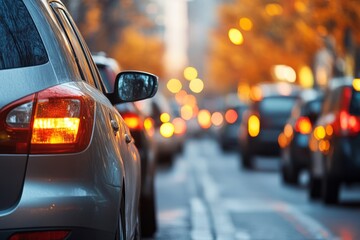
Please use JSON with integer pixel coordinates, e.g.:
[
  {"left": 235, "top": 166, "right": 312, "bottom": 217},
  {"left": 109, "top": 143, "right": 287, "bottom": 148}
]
[{"left": 0, "top": 0, "right": 158, "bottom": 240}]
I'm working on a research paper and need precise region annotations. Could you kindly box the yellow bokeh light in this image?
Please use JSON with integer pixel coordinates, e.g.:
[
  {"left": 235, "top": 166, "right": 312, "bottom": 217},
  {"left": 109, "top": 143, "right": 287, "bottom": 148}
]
[
  {"left": 265, "top": 3, "right": 283, "bottom": 16},
  {"left": 314, "top": 126, "right": 326, "bottom": 140},
  {"left": 160, "top": 122, "right": 175, "bottom": 138},
  {"left": 228, "top": 28, "right": 244, "bottom": 45},
  {"left": 160, "top": 113, "right": 171, "bottom": 123},
  {"left": 167, "top": 78, "right": 182, "bottom": 94},
  {"left": 294, "top": 0, "right": 307, "bottom": 13},
  {"left": 197, "top": 109, "right": 212, "bottom": 129},
  {"left": 184, "top": 67, "right": 198, "bottom": 81},
  {"left": 299, "top": 66, "right": 314, "bottom": 88},
  {"left": 250, "top": 86, "right": 262, "bottom": 101},
  {"left": 248, "top": 115, "right": 260, "bottom": 137},
  {"left": 353, "top": 78, "right": 360, "bottom": 91},
  {"left": 238, "top": 83, "right": 251, "bottom": 101},
  {"left": 239, "top": 18, "right": 253, "bottom": 31},
  {"left": 189, "top": 78, "right": 204, "bottom": 93},
  {"left": 181, "top": 105, "right": 194, "bottom": 120}
]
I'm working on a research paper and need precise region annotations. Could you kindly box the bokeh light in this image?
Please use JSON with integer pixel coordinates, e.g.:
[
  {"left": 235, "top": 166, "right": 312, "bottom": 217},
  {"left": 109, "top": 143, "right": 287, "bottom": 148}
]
[
  {"left": 172, "top": 117, "right": 187, "bottom": 135},
  {"left": 228, "top": 28, "right": 244, "bottom": 45},
  {"left": 160, "top": 122, "right": 175, "bottom": 138},
  {"left": 299, "top": 66, "right": 314, "bottom": 88},
  {"left": 167, "top": 78, "right": 182, "bottom": 94},
  {"left": 189, "top": 78, "right": 204, "bottom": 93},
  {"left": 239, "top": 17, "right": 253, "bottom": 31},
  {"left": 184, "top": 67, "right": 198, "bottom": 81},
  {"left": 181, "top": 105, "right": 194, "bottom": 120},
  {"left": 197, "top": 109, "right": 212, "bottom": 129},
  {"left": 225, "top": 109, "right": 238, "bottom": 124},
  {"left": 211, "top": 112, "right": 224, "bottom": 127},
  {"left": 160, "top": 113, "right": 171, "bottom": 123}
]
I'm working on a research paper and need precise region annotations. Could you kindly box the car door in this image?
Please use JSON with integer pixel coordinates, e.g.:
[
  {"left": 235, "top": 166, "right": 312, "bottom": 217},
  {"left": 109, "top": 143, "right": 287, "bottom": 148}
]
[{"left": 49, "top": 2, "right": 141, "bottom": 237}]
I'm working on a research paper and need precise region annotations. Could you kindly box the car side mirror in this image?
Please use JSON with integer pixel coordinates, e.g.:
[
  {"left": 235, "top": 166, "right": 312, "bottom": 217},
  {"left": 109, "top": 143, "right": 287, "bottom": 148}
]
[{"left": 112, "top": 71, "right": 158, "bottom": 103}]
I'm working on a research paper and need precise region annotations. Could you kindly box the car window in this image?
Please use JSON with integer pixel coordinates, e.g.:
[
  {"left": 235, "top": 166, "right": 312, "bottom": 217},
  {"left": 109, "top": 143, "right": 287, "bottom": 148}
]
[
  {"left": 349, "top": 89, "right": 360, "bottom": 116},
  {"left": 304, "top": 99, "right": 323, "bottom": 116},
  {"left": 259, "top": 97, "right": 297, "bottom": 115},
  {"left": 0, "top": 0, "right": 48, "bottom": 70}
]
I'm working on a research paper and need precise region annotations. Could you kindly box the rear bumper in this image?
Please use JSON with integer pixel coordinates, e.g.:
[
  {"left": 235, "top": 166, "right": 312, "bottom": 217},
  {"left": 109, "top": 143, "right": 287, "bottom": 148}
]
[{"left": 0, "top": 180, "right": 120, "bottom": 238}]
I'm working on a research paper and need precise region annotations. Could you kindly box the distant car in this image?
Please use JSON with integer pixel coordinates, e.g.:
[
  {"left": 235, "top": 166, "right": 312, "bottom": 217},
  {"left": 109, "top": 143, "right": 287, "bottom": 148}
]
[
  {"left": 219, "top": 102, "right": 248, "bottom": 151},
  {"left": 308, "top": 77, "right": 360, "bottom": 204},
  {"left": 93, "top": 53, "right": 158, "bottom": 237},
  {"left": 239, "top": 83, "right": 300, "bottom": 169},
  {"left": 279, "top": 89, "right": 324, "bottom": 184},
  {"left": 0, "top": 1, "right": 157, "bottom": 240}
]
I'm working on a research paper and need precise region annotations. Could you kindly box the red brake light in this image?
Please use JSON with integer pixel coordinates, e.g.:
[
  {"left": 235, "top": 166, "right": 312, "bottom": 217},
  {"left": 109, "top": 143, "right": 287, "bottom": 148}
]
[
  {"left": 225, "top": 109, "right": 238, "bottom": 124},
  {"left": 9, "top": 230, "right": 70, "bottom": 240},
  {"left": 123, "top": 113, "right": 143, "bottom": 131},
  {"left": 338, "top": 110, "right": 360, "bottom": 136},
  {"left": 295, "top": 116, "right": 312, "bottom": 134},
  {"left": 0, "top": 84, "right": 94, "bottom": 154}
]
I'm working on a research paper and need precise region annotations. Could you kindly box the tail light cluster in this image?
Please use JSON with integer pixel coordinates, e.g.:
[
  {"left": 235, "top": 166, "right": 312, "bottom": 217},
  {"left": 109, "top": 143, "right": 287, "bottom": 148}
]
[
  {"left": 332, "top": 87, "right": 360, "bottom": 137},
  {"left": 123, "top": 112, "right": 143, "bottom": 131},
  {"left": 294, "top": 116, "right": 312, "bottom": 134},
  {"left": 0, "top": 84, "right": 94, "bottom": 154},
  {"left": 9, "top": 230, "right": 70, "bottom": 240}
]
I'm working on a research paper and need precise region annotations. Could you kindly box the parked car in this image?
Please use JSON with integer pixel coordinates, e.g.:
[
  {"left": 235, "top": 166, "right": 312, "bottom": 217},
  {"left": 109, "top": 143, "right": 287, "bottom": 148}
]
[
  {"left": 0, "top": 1, "right": 157, "bottom": 240},
  {"left": 239, "top": 82, "right": 300, "bottom": 169},
  {"left": 93, "top": 53, "right": 157, "bottom": 237},
  {"left": 308, "top": 77, "right": 360, "bottom": 204},
  {"left": 135, "top": 92, "right": 184, "bottom": 164},
  {"left": 279, "top": 89, "right": 324, "bottom": 184}
]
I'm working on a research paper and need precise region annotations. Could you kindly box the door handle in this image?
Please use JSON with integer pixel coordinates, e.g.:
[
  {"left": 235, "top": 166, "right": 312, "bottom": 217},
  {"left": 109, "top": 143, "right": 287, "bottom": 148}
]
[
  {"left": 125, "top": 134, "right": 132, "bottom": 144},
  {"left": 111, "top": 120, "right": 119, "bottom": 133}
]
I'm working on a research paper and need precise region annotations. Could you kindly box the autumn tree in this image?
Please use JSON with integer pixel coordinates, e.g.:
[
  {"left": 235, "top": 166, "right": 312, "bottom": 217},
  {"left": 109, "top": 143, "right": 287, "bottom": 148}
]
[{"left": 62, "top": 0, "right": 165, "bottom": 78}]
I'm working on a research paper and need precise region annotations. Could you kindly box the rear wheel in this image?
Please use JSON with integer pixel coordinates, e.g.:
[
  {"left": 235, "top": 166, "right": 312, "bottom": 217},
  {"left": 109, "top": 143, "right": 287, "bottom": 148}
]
[
  {"left": 322, "top": 176, "right": 340, "bottom": 204},
  {"left": 241, "top": 150, "right": 253, "bottom": 169},
  {"left": 308, "top": 175, "right": 322, "bottom": 200},
  {"left": 140, "top": 184, "right": 157, "bottom": 237},
  {"left": 115, "top": 187, "right": 126, "bottom": 240}
]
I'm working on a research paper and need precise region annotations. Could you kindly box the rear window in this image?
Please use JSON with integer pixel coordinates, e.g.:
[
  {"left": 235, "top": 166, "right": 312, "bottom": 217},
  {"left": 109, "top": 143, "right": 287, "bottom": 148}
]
[
  {"left": 350, "top": 90, "right": 360, "bottom": 116},
  {"left": 259, "top": 97, "right": 297, "bottom": 115},
  {"left": 0, "top": 0, "right": 48, "bottom": 70}
]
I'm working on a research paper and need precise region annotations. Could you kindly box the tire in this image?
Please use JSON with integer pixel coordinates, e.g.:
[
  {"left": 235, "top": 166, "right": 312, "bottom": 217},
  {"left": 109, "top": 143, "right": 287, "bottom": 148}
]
[
  {"left": 241, "top": 150, "right": 253, "bottom": 169},
  {"left": 308, "top": 175, "right": 322, "bottom": 200},
  {"left": 286, "top": 165, "right": 299, "bottom": 185},
  {"left": 322, "top": 176, "right": 340, "bottom": 204},
  {"left": 140, "top": 188, "right": 157, "bottom": 237},
  {"left": 115, "top": 187, "right": 126, "bottom": 240}
]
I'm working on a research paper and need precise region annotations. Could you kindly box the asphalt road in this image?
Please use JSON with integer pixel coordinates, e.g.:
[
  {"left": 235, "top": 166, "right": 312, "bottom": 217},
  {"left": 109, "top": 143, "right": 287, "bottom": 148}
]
[{"left": 152, "top": 136, "right": 360, "bottom": 240}]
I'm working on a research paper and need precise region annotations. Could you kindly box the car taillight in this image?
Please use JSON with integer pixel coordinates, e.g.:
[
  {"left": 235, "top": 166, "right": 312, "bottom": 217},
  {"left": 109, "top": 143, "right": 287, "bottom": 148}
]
[
  {"left": 338, "top": 110, "right": 360, "bottom": 136},
  {"left": 248, "top": 115, "right": 260, "bottom": 137},
  {"left": 225, "top": 109, "right": 238, "bottom": 124},
  {"left": 0, "top": 84, "right": 94, "bottom": 154},
  {"left": 295, "top": 116, "right": 312, "bottom": 134},
  {"left": 123, "top": 113, "right": 143, "bottom": 131},
  {"left": 9, "top": 230, "right": 70, "bottom": 240}
]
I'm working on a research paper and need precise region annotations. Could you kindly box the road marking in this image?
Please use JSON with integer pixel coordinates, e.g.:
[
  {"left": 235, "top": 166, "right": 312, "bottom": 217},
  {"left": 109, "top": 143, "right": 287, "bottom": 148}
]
[{"left": 225, "top": 198, "right": 340, "bottom": 240}]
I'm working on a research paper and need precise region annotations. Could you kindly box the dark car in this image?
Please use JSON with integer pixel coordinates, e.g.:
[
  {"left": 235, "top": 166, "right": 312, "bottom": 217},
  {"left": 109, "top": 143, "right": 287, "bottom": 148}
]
[
  {"left": 219, "top": 101, "right": 248, "bottom": 151},
  {"left": 0, "top": 1, "right": 158, "bottom": 240},
  {"left": 239, "top": 83, "right": 300, "bottom": 169},
  {"left": 308, "top": 77, "right": 360, "bottom": 204},
  {"left": 279, "top": 89, "right": 324, "bottom": 184},
  {"left": 93, "top": 54, "right": 158, "bottom": 237}
]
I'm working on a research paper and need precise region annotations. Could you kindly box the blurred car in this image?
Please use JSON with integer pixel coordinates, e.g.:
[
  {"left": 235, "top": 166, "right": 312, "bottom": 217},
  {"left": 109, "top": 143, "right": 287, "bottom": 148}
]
[
  {"left": 0, "top": 1, "right": 157, "bottom": 240},
  {"left": 239, "top": 82, "right": 300, "bottom": 169},
  {"left": 219, "top": 101, "right": 248, "bottom": 151},
  {"left": 93, "top": 53, "right": 157, "bottom": 237},
  {"left": 308, "top": 77, "right": 360, "bottom": 204},
  {"left": 135, "top": 92, "right": 185, "bottom": 164},
  {"left": 279, "top": 89, "right": 324, "bottom": 184}
]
